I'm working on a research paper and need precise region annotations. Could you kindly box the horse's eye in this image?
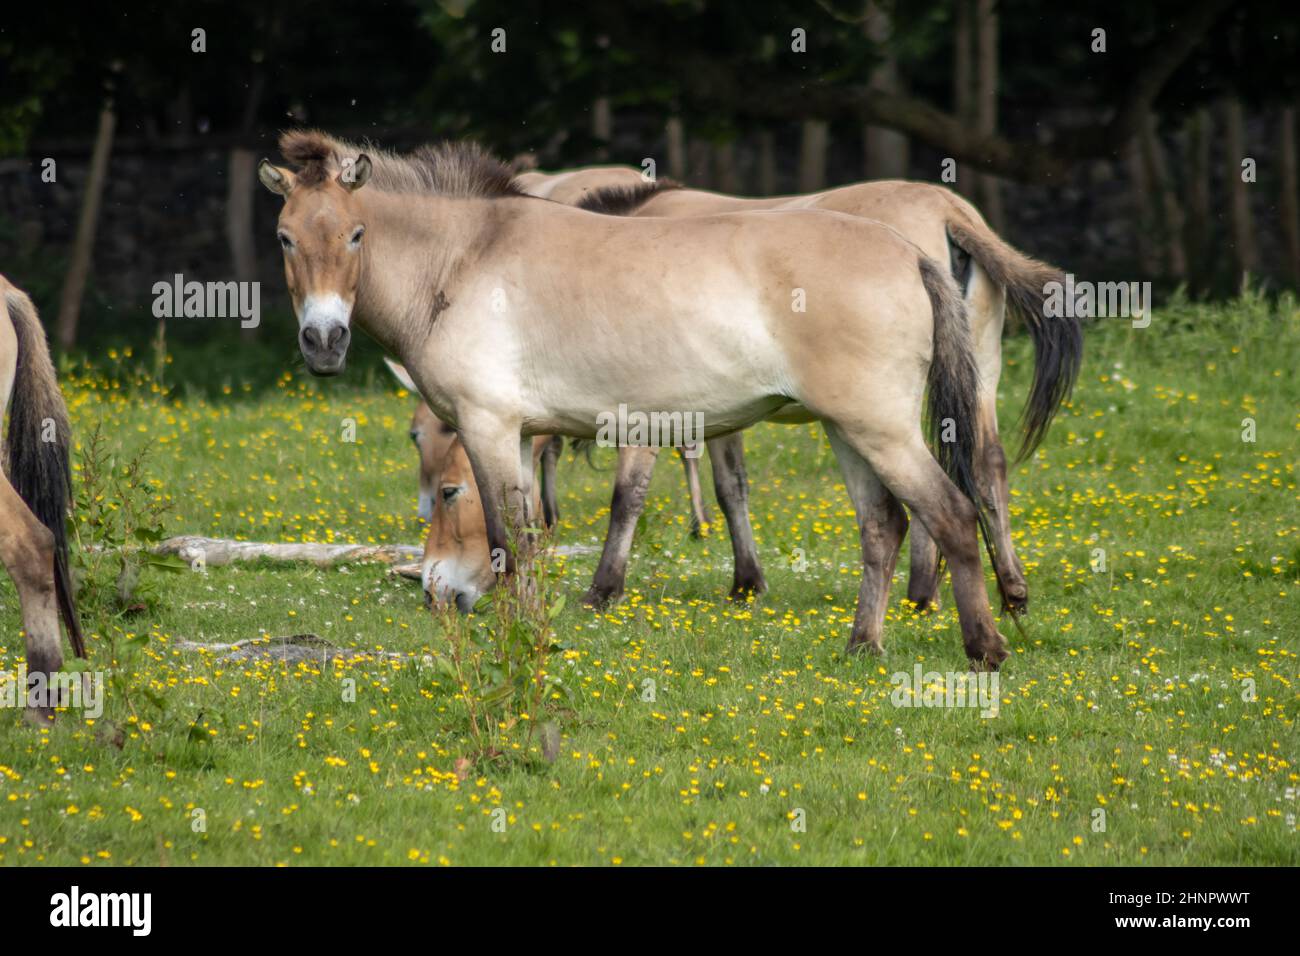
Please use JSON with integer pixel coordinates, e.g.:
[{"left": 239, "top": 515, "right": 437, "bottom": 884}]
[
  {"left": 349, "top": 226, "right": 365, "bottom": 246},
  {"left": 441, "top": 486, "right": 461, "bottom": 504},
  {"left": 409, "top": 429, "right": 420, "bottom": 444},
  {"left": 278, "top": 232, "right": 294, "bottom": 251}
]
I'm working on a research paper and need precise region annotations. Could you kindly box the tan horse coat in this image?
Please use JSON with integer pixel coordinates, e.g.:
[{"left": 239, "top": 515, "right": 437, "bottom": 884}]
[
  {"left": 0, "top": 276, "right": 85, "bottom": 722},
  {"left": 259, "top": 132, "right": 1009, "bottom": 664}
]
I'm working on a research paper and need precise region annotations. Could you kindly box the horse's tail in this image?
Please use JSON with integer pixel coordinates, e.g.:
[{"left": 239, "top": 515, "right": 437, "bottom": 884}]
[
  {"left": 945, "top": 214, "right": 1081, "bottom": 461},
  {"left": 2, "top": 282, "right": 85, "bottom": 658},
  {"left": 918, "top": 256, "right": 998, "bottom": 574},
  {"left": 569, "top": 438, "right": 599, "bottom": 468}
]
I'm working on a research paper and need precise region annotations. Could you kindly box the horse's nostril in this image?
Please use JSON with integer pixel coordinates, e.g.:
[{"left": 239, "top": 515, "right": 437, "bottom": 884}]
[
  {"left": 326, "top": 325, "right": 349, "bottom": 350},
  {"left": 300, "top": 326, "right": 321, "bottom": 351}
]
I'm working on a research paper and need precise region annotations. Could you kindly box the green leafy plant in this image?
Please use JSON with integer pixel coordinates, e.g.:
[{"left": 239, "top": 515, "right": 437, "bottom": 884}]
[
  {"left": 69, "top": 423, "right": 186, "bottom": 619},
  {"left": 67, "top": 424, "right": 186, "bottom": 723},
  {"left": 435, "top": 526, "right": 570, "bottom": 768}
]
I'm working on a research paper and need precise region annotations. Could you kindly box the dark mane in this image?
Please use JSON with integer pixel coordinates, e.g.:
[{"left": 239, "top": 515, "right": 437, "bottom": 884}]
[
  {"left": 577, "top": 179, "right": 682, "bottom": 216},
  {"left": 278, "top": 129, "right": 527, "bottom": 198}
]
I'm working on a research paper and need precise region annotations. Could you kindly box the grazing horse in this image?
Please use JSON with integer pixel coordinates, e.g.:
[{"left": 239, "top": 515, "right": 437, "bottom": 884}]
[
  {"left": 386, "top": 357, "right": 564, "bottom": 528},
  {"left": 515, "top": 170, "right": 1079, "bottom": 613},
  {"left": 0, "top": 276, "right": 85, "bottom": 723},
  {"left": 258, "top": 131, "right": 1009, "bottom": 665},
  {"left": 386, "top": 357, "right": 709, "bottom": 535}
]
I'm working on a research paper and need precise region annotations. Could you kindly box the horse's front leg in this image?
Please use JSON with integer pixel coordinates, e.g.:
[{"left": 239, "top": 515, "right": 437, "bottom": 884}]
[
  {"left": 584, "top": 445, "right": 660, "bottom": 608},
  {"left": 458, "top": 414, "right": 532, "bottom": 580}
]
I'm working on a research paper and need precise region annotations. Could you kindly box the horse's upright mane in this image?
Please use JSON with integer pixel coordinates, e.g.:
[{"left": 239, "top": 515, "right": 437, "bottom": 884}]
[
  {"left": 576, "top": 179, "right": 682, "bottom": 216},
  {"left": 278, "top": 129, "right": 527, "bottom": 199}
]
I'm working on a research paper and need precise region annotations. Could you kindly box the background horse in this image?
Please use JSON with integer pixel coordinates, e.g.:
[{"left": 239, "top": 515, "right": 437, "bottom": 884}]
[
  {"left": 0, "top": 275, "right": 85, "bottom": 723},
  {"left": 516, "top": 169, "right": 1080, "bottom": 613},
  {"left": 258, "top": 131, "right": 1010, "bottom": 665}
]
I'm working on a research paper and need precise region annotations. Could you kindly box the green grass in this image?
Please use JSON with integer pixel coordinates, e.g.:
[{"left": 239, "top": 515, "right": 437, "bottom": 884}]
[{"left": 1, "top": 291, "right": 1297, "bottom": 866}]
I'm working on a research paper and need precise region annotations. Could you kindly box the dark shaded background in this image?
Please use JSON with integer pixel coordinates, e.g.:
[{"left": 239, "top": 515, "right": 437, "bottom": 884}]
[{"left": 0, "top": 0, "right": 1295, "bottom": 386}]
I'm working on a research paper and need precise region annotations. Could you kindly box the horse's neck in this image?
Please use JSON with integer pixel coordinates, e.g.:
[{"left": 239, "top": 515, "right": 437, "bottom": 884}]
[{"left": 353, "top": 191, "right": 493, "bottom": 355}]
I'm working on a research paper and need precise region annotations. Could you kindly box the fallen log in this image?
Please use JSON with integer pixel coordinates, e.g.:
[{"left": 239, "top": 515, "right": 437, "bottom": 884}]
[
  {"left": 152, "top": 536, "right": 422, "bottom": 568},
  {"left": 171, "top": 632, "right": 434, "bottom": 666},
  {"left": 149, "top": 536, "right": 599, "bottom": 577}
]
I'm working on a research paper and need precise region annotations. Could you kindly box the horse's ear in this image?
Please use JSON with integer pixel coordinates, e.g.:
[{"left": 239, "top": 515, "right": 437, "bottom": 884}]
[
  {"left": 258, "top": 159, "right": 294, "bottom": 196},
  {"left": 340, "top": 154, "right": 373, "bottom": 192},
  {"left": 383, "top": 357, "right": 418, "bottom": 393}
]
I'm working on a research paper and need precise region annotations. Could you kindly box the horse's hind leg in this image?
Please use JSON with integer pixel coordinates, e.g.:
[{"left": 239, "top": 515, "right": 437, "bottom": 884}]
[
  {"left": 906, "top": 521, "right": 943, "bottom": 612},
  {"left": 705, "top": 432, "right": 767, "bottom": 600},
  {"left": 540, "top": 436, "right": 562, "bottom": 529},
  {"left": 825, "top": 427, "right": 908, "bottom": 654},
  {"left": 0, "top": 478, "right": 63, "bottom": 723},
  {"left": 583, "top": 446, "right": 659, "bottom": 608},
  {"left": 968, "top": 272, "right": 1027, "bottom": 612},
  {"left": 848, "top": 431, "right": 1009, "bottom": 669},
  {"left": 677, "top": 444, "right": 711, "bottom": 538},
  {"left": 977, "top": 418, "right": 1027, "bottom": 614}
]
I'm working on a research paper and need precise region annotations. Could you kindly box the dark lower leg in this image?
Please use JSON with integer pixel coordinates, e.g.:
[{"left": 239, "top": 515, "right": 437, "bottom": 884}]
[
  {"left": 706, "top": 432, "right": 766, "bottom": 599},
  {"left": 679, "top": 445, "right": 711, "bottom": 538},
  {"left": 979, "top": 434, "right": 1028, "bottom": 614},
  {"left": 905, "top": 523, "right": 942, "bottom": 611},
  {"left": 917, "top": 496, "right": 1009, "bottom": 669},
  {"left": 540, "top": 437, "right": 561, "bottom": 529},
  {"left": 584, "top": 446, "right": 658, "bottom": 608},
  {"left": 869, "top": 444, "right": 1009, "bottom": 669},
  {"left": 847, "top": 494, "right": 909, "bottom": 654}
]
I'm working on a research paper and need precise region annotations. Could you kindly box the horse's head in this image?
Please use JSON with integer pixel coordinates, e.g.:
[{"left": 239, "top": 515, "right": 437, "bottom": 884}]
[
  {"left": 258, "top": 147, "right": 373, "bottom": 376},
  {"left": 417, "top": 425, "right": 497, "bottom": 614}
]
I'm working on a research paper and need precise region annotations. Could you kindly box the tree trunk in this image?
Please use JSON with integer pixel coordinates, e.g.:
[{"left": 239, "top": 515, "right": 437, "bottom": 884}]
[
  {"left": 56, "top": 105, "right": 116, "bottom": 351},
  {"left": 1220, "top": 97, "right": 1259, "bottom": 284},
  {"left": 713, "top": 140, "right": 740, "bottom": 193},
  {"left": 687, "top": 138, "right": 712, "bottom": 188},
  {"left": 799, "top": 119, "right": 828, "bottom": 193},
  {"left": 229, "top": 69, "right": 264, "bottom": 340},
  {"left": 862, "top": 1, "right": 909, "bottom": 179},
  {"left": 1185, "top": 109, "right": 1212, "bottom": 287},
  {"left": 666, "top": 117, "right": 687, "bottom": 181},
  {"left": 226, "top": 148, "right": 258, "bottom": 338},
  {"left": 1279, "top": 106, "right": 1300, "bottom": 286},
  {"left": 758, "top": 130, "right": 778, "bottom": 195},
  {"left": 1140, "top": 114, "right": 1188, "bottom": 280},
  {"left": 1125, "top": 132, "right": 1159, "bottom": 277},
  {"left": 592, "top": 97, "right": 612, "bottom": 161},
  {"left": 973, "top": 0, "right": 1004, "bottom": 229},
  {"left": 952, "top": 0, "right": 974, "bottom": 195}
]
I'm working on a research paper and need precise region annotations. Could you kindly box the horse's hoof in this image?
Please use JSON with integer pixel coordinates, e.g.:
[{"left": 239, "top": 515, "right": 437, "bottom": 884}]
[
  {"left": 727, "top": 578, "right": 766, "bottom": 603},
  {"left": 999, "top": 579, "right": 1029, "bottom": 616},
  {"left": 581, "top": 587, "right": 621, "bottom": 610},
  {"left": 844, "top": 637, "right": 884, "bottom": 657},
  {"left": 967, "top": 637, "right": 1010, "bottom": 672},
  {"left": 907, "top": 593, "right": 941, "bottom": 614},
  {"left": 23, "top": 707, "right": 55, "bottom": 728}
]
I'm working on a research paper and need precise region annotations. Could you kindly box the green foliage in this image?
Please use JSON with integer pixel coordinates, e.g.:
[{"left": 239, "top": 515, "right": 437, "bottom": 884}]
[
  {"left": 68, "top": 424, "right": 184, "bottom": 624},
  {"left": 437, "top": 531, "right": 569, "bottom": 768}
]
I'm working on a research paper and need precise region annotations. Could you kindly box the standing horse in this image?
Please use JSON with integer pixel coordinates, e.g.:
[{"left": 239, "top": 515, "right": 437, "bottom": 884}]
[
  {"left": 1, "top": 276, "right": 85, "bottom": 723},
  {"left": 515, "top": 170, "right": 1079, "bottom": 613},
  {"left": 259, "top": 131, "right": 1009, "bottom": 665}
]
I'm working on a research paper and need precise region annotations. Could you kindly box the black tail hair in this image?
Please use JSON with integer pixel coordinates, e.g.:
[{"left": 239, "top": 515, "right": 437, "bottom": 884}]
[
  {"left": 4, "top": 287, "right": 85, "bottom": 657},
  {"left": 918, "top": 257, "right": 998, "bottom": 577},
  {"left": 945, "top": 219, "right": 1082, "bottom": 461}
]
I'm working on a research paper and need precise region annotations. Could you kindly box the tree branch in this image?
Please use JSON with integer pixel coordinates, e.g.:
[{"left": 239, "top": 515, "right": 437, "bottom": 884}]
[{"left": 686, "top": 0, "right": 1231, "bottom": 184}]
